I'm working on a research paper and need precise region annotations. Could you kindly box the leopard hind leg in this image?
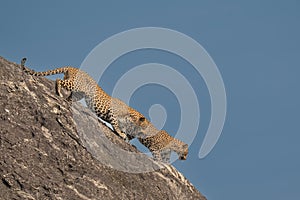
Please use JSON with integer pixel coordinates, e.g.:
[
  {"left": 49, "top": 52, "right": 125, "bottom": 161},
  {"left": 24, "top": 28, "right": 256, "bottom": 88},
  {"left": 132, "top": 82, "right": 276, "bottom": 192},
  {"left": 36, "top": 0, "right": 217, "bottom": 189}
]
[
  {"left": 152, "top": 149, "right": 171, "bottom": 163},
  {"left": 55, "top": 79, "right": 74, "bottom": 98}
]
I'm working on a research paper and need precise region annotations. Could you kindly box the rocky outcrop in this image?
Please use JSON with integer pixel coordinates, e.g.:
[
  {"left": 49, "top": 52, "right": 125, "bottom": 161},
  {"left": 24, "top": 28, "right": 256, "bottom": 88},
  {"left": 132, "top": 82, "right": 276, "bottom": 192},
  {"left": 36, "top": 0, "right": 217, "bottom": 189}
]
[{"left": 0, "top": 56, "right": 206, "bottom": 200}]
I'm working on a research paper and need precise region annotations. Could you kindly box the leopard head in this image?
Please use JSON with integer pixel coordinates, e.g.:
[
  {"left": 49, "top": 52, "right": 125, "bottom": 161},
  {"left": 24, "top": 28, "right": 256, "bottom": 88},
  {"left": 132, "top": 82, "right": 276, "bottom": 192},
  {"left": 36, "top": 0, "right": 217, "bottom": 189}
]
[
  {"left": 129, "top": 110, "right": 149, "bottom": 128},
  {"left": 178, "top": 143, "right": 189, "bottom": 160}
]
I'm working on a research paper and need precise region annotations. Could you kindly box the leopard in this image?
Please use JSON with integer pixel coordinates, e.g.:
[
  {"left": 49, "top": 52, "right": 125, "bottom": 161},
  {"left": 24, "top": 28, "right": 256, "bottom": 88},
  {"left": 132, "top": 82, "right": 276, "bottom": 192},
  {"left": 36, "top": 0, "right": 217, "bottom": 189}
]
[
  {"left": 138, "top": 123, "right": 189, "bottom": 163},
  {"left": 21, "top": 58, "right": 188, "bottom": 163},
  {"left": 20, "top": 58, "right": 148, "bottom": 141}
]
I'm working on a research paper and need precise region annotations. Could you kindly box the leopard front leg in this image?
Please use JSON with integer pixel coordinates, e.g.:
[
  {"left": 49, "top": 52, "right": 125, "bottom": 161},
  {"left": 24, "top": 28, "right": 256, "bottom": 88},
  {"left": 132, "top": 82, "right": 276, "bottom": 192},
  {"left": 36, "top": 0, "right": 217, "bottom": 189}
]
[
  {"left": 115, "top": 126, "right": 130, "bottom": 142},
  {"left": 152, "top": 149, "right": 171, "bottom": 163},
  {"left": 160, "top": 149, "right": 171, "bottom": 164},
  {"left": 110, "top": 119, "right": 130, "bottom": 142},
  {"left": 152, "top": 150, "right": 162, "bottom": 162}
]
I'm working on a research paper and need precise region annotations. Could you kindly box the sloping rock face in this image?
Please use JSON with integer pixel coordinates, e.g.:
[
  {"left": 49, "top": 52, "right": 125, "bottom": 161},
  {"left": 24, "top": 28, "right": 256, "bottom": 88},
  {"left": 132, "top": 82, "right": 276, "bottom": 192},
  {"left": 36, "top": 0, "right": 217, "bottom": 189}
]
[{"left": 0, "top": 57, "right": 206, "bottom": 200}]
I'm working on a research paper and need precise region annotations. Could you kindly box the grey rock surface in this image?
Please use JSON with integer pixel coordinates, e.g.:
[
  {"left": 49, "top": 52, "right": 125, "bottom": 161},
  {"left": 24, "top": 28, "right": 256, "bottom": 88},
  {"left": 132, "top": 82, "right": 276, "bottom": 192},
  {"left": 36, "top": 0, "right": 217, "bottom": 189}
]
[{"left": 0, "top": 56, "right": 207, "bottom": 200}]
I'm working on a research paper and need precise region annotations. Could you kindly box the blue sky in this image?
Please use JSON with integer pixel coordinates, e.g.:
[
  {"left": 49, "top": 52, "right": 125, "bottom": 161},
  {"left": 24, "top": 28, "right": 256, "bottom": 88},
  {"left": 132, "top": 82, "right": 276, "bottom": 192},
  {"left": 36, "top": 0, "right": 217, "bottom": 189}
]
[{"left": 1, "top": 1, "right": 300, "bottom": 199}]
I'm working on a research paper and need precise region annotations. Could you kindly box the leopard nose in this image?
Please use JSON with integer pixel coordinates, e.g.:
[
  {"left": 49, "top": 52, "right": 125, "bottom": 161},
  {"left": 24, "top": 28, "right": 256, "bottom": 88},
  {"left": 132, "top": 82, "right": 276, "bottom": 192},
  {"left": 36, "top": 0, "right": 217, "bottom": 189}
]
[{"left": 179, "top": 156, "right": 186, "bottom": 160}]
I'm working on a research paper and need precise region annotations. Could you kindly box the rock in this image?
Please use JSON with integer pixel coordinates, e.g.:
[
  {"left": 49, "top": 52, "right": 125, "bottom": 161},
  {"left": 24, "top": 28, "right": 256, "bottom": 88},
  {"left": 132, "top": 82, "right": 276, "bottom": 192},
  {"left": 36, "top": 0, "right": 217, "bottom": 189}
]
[{"left": 0, "top": 56, "right": 207, "bottom": 200}]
